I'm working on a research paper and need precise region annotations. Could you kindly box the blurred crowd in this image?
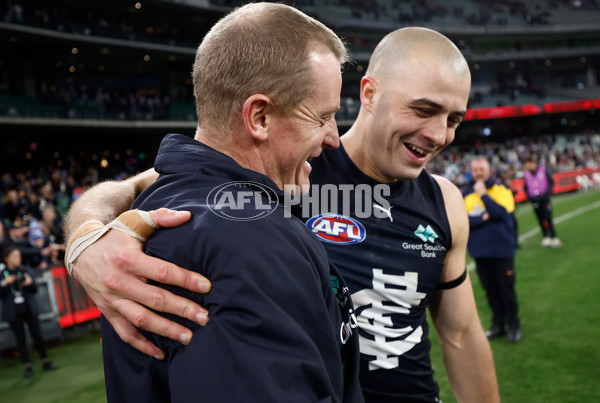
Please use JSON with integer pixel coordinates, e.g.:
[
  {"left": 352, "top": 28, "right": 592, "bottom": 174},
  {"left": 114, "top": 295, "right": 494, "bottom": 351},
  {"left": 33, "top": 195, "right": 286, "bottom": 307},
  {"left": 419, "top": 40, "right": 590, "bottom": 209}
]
[
  {"left": 37, "top": 82, "right": 173, "bottom": 121},
  {"left": 3, "top": 0, "right": 596, "bottom": 122},
  {"left": 427, "top": 133, "right": 600, "bottom": 190},
  {"left": 2, "top": 0, "right": 198, "bottom": 46},
  {"left": 0, "top": 160, "right": 143, "bottom": 271}
]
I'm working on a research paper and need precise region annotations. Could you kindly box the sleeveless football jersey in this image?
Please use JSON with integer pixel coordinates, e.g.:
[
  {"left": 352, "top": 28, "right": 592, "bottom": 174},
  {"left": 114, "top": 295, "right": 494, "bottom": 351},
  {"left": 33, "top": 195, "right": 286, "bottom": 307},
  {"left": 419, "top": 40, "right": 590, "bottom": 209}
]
[{"left": 305, "top": 144, "right": 452, "bottom": 402}]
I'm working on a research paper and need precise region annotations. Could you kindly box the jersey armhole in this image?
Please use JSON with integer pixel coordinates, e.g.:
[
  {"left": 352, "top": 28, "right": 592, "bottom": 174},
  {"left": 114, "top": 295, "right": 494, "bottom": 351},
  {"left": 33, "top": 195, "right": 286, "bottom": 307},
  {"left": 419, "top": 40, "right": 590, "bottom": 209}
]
[{"left": 436, "top": 268, "right": 467, "bottom": 290}]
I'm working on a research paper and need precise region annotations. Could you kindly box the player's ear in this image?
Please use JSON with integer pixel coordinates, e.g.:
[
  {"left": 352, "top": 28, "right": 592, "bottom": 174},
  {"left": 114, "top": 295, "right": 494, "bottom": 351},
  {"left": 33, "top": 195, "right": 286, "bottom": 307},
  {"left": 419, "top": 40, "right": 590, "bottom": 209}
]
[
  {"left": 242, "top": 94, "right": 272, "bottom": 142},
  {"left": 360, "top": 75, "right": 377, "bottom": 110}
]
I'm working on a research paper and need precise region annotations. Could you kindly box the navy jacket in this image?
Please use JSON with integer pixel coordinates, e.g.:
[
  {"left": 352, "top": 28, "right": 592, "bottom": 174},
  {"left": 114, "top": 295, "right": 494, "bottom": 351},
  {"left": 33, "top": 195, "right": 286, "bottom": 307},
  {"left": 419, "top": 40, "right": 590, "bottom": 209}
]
[
  {"left": 101, "top": 134, "right": 363, "bottom": 403},
  {"left": 463, "top": 178, "right": 516, "bottom": 259}
]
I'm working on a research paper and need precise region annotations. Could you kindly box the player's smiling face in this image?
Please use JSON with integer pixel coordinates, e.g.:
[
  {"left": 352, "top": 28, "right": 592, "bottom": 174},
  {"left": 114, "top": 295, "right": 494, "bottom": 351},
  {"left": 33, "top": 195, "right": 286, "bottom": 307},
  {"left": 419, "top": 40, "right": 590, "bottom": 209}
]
[{"left": 365, "top": 53, "right": 470, "bottom": 182}]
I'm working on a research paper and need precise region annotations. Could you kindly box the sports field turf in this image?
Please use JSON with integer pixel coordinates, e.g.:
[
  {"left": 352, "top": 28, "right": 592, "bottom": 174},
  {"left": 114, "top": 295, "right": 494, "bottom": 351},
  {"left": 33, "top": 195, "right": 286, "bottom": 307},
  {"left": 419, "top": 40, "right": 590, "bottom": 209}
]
[
  {"left": 0, "top": 188, "right": 599, "bottom": 402},
  {"left": 431, "top": 187, "right": 600, "bottom": 402}
]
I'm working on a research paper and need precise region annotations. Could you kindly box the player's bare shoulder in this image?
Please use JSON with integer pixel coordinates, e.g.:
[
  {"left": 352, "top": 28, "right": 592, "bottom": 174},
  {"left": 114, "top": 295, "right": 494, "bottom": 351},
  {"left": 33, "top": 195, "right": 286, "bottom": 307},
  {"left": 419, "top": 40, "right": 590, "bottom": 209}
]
[
  {"left": 431, "top": 174, "right": 468, "bottom": 235},
  {"left": 431, "top": 174, "right": 462, "bottom": 204}
]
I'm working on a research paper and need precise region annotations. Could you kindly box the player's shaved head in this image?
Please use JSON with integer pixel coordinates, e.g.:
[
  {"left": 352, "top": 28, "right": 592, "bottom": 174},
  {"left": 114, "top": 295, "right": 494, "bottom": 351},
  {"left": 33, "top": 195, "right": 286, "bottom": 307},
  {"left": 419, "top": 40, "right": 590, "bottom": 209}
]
[{"left": 366, "top": 27, "right": 470, "bottom": 86}]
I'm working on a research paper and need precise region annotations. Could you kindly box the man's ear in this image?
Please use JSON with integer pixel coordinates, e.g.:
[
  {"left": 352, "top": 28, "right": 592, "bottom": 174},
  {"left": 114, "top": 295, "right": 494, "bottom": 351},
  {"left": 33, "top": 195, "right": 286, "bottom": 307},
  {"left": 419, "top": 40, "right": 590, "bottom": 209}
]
[
  {"left": 242, "top": 94, "right": 272, "bottom": 142},
  {"left": 360, "top": 75, "right": 377, "bottom": 111}
]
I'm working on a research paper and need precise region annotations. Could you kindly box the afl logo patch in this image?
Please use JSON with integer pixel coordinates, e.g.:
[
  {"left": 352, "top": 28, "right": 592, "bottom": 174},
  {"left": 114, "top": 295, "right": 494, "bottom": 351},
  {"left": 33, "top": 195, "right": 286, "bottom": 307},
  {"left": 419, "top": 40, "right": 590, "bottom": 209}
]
[
  {"left": 306, "top": 214, "right": 366, "bottom": 245},
  {"left": 207, "top": 181, "right": 279, "bottom": 221}
]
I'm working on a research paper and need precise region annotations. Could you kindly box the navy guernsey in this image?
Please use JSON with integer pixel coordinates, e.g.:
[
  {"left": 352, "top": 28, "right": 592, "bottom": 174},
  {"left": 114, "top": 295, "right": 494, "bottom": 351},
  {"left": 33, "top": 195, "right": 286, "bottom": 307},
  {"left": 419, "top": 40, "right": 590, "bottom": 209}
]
[
  {"left": 306, "top": 144, "right": 452, "bottom": 403},
  {"left": 101, "top": 134, "right": 363, "bottom": 403}
]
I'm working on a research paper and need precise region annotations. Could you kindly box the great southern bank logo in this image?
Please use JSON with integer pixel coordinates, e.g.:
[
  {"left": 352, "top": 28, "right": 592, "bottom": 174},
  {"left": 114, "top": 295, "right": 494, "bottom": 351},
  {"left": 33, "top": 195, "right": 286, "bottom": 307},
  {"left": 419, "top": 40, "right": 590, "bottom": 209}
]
[
  {"left": 206, "top": 181, "right": 279, "bottom": 221},
  {"left": 404, "top": 224, "right": 445, "bottom": 258},
  {"left": 306, "top": 214, "right": 366, "bottom": 245},
  {"left": 414, "top": 224, "right": 439, "bottom": 243}
]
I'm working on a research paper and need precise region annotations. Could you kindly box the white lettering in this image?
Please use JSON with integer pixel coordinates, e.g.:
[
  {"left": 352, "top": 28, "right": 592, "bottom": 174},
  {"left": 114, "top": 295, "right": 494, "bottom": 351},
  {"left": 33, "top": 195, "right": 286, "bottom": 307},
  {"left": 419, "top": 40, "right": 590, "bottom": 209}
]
[
  {"left": 354, "top": 184, "right": 371, "bottom": 218},
  {"left": 339, "top": 184, "right": 354, "bottom": 216},
  {"left": 253, "top": 192, "right": 271, "bottom": 210},
  {"left": 331, "top": 221, "right": 347, "bottom": 237},
  {"left": 346, "top": 225, "right": 362, "bottom": 240},
  {"left": 339, "top": 309, "right": 359, "bottom": 345},
  {"left": 214, "top": 192, "right": 236, "bottom": 210},
  {"left": 352, "top": 269, "right": 427, "bottom": 370},
  {"left": 283, "top": 185, "right": 301, "bottom": 218},
  {"left": 312, "top": 220, "right": 332, "bottom": 234},
  {"left": 373, "top": 185, "right": 392, "bottom": 219},
  {"left": 283, "top": 184, "right": 395, "bottom": 219},
  {"left": 320, "top": 184, "right": 338, "bottom": 215},
  {"left": 301, "top": 185, "right": 320, "bottom": 218}
]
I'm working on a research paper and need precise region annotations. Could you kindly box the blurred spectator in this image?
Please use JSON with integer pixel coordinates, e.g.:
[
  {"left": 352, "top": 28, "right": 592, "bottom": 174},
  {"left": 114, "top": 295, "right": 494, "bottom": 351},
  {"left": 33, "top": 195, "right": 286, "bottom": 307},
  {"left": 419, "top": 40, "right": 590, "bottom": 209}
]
[
  {"left": 26, "top": 219, "right": 51, "bottom": 269},
  {"left": 523, "top": 156, "right": 562, "bottom": 247},
  {"left": 0, "top": 220, "right": 8, "bottom": 251},
  {"left": 3, "top": 1, "right": 23, "bottom": 23},
  {"left": 463, "top": 156, "right": 522, "bottom": 344},
  {"left": 3, "top": 188, "right": 27, "bottom": 223},
  {"left": 40, "top": 204, "right": 64, "bottom": 244},
  {"left": 0, "top": 244, "right": 58, "bottom": 378}
]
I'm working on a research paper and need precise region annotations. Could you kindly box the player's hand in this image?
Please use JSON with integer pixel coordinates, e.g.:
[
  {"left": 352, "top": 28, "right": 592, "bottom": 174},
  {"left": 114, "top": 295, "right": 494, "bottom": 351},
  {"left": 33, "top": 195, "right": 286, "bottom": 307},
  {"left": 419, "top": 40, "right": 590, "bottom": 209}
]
[{"left": 71, "top": 208, "right": 211, "bottom": 360}]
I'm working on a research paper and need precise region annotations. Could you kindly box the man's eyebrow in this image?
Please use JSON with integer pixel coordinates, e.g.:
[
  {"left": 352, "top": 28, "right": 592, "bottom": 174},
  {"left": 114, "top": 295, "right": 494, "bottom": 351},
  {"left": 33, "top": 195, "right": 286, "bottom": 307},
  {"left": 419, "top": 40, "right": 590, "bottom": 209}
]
[
  {"left": 410, "top": 98, "right": 466, "bottom": 118},
  {"left": 321, "top": 105, "right": 340, "bottom": 117},
  {"left": 410, "top": 98, "right": 443, "bottom": 110}
]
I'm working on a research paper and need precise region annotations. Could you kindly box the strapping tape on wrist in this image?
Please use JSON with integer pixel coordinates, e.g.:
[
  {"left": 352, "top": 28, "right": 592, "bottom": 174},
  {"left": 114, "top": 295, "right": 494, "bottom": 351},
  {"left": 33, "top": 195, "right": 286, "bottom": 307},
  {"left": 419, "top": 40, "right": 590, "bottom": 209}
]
[{"left": 65, "top": 210, "right": 157, "bottom": 276}]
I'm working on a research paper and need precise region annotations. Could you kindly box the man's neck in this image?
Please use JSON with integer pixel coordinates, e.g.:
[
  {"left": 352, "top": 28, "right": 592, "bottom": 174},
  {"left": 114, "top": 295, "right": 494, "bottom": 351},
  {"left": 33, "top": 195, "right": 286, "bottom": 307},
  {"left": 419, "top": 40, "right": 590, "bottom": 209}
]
[
  {"left": 341, "top": 126, "right": 393, "bottom": 184},
  {"left": 194, "top": 127, "right": 276, "bottom": 187}
]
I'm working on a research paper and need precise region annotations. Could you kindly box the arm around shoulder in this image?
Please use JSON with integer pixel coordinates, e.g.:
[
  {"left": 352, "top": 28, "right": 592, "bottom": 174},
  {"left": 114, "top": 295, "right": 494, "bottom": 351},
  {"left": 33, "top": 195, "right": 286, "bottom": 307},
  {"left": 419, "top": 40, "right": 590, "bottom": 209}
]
[
  {"left": 64, "top": 168, "right": 158, "bottom": 240},
  {"left": 63, "top": 167, "right": 212, "bottom": 360}
]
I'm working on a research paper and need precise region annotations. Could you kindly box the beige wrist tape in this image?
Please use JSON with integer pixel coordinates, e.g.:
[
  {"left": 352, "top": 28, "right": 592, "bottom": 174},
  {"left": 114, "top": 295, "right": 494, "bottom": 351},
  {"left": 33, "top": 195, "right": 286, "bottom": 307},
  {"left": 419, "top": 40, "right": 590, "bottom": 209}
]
[{"left": 65, "top": 210, "right": 157, "bottom": 276}]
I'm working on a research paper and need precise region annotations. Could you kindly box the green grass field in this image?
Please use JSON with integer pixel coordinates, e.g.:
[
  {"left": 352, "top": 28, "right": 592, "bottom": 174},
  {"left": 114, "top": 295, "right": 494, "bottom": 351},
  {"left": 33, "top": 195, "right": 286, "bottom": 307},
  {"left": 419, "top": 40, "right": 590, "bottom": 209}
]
[
  {"left": 1, "top": 188, "right": 599, "bottom": 402},
  {"left": 431, "top": 187, "right": 600, "bottom": 402}
]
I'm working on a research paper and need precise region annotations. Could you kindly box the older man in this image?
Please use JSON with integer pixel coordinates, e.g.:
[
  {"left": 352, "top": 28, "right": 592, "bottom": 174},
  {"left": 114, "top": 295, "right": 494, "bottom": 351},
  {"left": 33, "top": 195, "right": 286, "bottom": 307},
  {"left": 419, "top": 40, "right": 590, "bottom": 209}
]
[
  {"left": 65, "top": 3, "right": 363, "bottom": 402},
  {"left": 463, "top": 157, "right": 522, "bottom": 344}
]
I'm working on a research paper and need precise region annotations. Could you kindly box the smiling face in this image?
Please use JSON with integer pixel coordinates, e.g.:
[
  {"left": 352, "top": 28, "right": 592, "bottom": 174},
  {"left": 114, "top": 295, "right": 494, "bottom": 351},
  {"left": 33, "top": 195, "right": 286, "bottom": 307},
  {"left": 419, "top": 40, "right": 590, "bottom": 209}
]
[
  {"left": 343, "top": 27, "right": 471, "bottom": 183},
  {"left": 268, "top": 50, "right": 342, "bottom": 193},
  {"left": 362, "top": 53, "right": 470, "bottom": 182},
  {"left": 471, "top": 157, "right": 491, "bottom": 182}
]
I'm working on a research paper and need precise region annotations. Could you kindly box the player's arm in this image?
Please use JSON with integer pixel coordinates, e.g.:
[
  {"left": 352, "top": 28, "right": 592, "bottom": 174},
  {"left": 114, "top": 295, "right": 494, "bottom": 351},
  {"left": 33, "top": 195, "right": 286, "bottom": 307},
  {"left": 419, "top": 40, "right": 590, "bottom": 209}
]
[
  {"left": 64, "top": 168, "right": 211, "bottom": 360},
  {"left": 431, "top": 175, "right": 500, "bottom": 403}
]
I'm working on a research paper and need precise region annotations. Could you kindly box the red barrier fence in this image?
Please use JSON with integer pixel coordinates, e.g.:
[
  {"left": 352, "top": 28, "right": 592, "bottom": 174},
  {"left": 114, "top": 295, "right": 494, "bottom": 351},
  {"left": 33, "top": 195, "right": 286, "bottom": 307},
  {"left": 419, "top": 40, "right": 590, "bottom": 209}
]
[
  {"left": 50, "top": 266, "right": 100, "bottom": 328},
  {"left": 511, "top": 167, "right": 600, "bottom": 203}
]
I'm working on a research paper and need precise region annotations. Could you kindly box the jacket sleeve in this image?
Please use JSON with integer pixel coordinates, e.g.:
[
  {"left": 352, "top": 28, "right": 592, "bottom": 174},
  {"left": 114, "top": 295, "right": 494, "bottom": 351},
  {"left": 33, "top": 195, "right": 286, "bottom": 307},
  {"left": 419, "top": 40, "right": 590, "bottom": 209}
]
[
  {"left": 468, "top": 214, "right": 487, "bottom": 230},
  {"left": 149, "top": 218, "right": 345, "bottom": 403}
]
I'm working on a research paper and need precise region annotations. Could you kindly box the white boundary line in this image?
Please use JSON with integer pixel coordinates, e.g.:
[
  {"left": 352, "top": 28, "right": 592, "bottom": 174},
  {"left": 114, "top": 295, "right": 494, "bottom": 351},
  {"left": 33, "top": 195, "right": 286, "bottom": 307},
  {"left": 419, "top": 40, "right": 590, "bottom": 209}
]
[{"left": 467, "top": 197, "right": 600, "bottom": 271}]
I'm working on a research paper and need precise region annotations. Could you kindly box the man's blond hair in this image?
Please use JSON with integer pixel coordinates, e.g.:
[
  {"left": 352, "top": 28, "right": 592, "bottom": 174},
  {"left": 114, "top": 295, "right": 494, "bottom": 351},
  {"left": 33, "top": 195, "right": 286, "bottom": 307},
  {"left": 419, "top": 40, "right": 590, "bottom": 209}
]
[{"left": 192, "top": 2, "right": 348, "bottom": 132}]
